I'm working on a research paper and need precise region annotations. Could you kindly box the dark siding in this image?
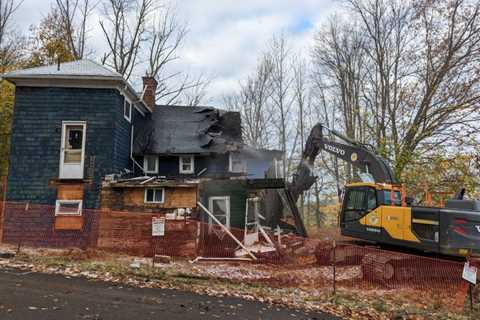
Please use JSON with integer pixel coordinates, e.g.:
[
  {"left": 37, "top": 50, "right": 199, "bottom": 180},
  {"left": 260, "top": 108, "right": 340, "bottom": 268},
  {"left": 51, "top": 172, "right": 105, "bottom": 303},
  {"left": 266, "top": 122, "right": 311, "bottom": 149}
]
[
  {"left": 197, "top": 154, "right": 229, "bottom": 175},
  {"left": 113, "top": 95, "right": 133, "bottom": 173},
  {"left": 6, "top": 87, "right": 122, "bottom": 209},
  {"left": 134, "top": 154, "right": 230, "bottom": 178},
  {"left": 199, "top": 180, "right": 248, "bottom": 229}
]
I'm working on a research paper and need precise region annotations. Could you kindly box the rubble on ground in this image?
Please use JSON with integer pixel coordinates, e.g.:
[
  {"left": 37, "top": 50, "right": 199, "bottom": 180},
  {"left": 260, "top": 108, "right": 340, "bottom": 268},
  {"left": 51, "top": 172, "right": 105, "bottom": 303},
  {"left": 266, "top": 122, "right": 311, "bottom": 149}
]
[{"left": 0, "top": 243, "right": 470, "bottom": 320}]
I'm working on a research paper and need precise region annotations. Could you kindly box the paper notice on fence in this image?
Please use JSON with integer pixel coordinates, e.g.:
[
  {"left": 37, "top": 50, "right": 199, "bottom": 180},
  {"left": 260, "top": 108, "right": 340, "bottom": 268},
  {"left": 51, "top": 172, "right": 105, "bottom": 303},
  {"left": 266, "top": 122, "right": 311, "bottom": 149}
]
[
  {"left": 152, "top": 217, "right": 165, "bottom": 237},
  {"left": 462, "top": 262, "right": 477, "bottom": 285}
]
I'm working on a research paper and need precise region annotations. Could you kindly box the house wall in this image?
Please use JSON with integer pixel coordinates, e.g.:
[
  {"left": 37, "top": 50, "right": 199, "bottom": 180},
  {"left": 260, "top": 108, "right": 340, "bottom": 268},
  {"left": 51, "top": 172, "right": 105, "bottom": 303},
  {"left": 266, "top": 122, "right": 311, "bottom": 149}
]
[
  {"left": 198, "top": 180, "right": 249, "bottom": 229},
  {"left": 101, "top": 185, "right": 197, "bottom": 212},
  {"left": 1, "top": 202, "right": 100, "bottom": 248},
  {"left": 135, "top": 154, "right": 230, "bottom": 178},
  {"left": 96, "top": 210, "right": 198, "bottom": 257},
  {"left": 6, "top": 87, "right": 136, "bottom": 209}
]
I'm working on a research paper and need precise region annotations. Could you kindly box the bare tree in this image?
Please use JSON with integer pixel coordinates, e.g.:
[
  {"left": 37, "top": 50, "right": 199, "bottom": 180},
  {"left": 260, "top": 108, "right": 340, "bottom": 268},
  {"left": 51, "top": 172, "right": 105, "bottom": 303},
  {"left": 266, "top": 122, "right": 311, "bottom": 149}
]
[
  {"left": 100, "top": 0, "right": 153, "bottom": 80},
  {"left": 225, "top": 56, "right": 274, "bottom": 148},
  {"left": 177, "top": 74, "right": 211, "bottom": 106},
  {"left": 347, "top": 0, "right": 480, "bottom": 178},
  {"left": 266, "top": 34, "right": 295, "bottom": 178},
  {"left": 55, "top": 0, "right": 96, "bottom": 59},
  {"left": 312, "top": 18, "right": 368, "bottom": 182},
  {"left": 0, "top": 0, "right": 23, "bottom": 71},
  {"left": 145, "top": 6, "right": 186, "bottom": 78},
  {"left": 292, "top": 56, "right": 310, "bottom": 217}
]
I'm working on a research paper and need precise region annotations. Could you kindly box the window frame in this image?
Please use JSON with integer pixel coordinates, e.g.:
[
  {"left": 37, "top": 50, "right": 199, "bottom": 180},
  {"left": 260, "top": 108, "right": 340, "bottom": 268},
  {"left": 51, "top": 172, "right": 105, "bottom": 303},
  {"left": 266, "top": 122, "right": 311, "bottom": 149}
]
[
  {"left": 143, "top": 155, "right": 159, "bottom": 174},
  {"left": 55, "top": 200, "right": 83, "bottom": 216},
  {"left": 228, "top": 152, "right": 246, "bottom": 173},
  {"left": 144, "top": 188, "right": 165, "bottom": 204},
  {"left": 179, "top": 155, "right": 195, "bottom": 174},
  {"left": 342, "top": 187, "right": 377, "bottom": 222},
  {"left": 59, "top": 121, "right": 87, "bottom": 180},
  {"left": 124, "top": 97, "right": 132, "bottom": 123},
  {"left": 208, "top": 196, "right": 231, "bottom": 229}
]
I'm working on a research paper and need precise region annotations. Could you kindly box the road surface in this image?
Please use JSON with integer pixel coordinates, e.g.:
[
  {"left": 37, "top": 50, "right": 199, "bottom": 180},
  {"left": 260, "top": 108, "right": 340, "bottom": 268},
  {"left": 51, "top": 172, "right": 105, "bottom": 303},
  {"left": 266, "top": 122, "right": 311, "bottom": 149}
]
[{"left": 0, "top": 267, "right": 339, "bottom": 320}]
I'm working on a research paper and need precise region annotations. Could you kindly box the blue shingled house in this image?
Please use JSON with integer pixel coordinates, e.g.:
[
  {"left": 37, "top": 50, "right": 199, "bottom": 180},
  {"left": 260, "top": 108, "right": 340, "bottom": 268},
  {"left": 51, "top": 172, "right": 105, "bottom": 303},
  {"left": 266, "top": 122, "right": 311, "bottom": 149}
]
[{"left": 1, "top": 60, "right": 285, "bottom": 244}]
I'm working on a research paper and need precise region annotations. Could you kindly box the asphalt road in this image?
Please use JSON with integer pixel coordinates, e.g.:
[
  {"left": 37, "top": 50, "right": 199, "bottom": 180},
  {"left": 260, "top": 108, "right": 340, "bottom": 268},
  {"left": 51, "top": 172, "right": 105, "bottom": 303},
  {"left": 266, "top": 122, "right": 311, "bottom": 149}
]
[{"left": 0, "top": 267, "right": 339, "bottom": 320}]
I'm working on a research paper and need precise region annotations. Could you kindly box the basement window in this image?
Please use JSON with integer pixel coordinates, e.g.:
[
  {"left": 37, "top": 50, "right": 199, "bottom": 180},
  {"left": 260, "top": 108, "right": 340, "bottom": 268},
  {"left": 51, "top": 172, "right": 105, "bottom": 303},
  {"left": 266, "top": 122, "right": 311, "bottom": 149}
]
[
  {"left": 145, "top": 188, "right": 165, "bottom": 204},
  {"left": 143, "top": 155, "right": 158, "bottom": 174},
  {"left": 124, "top": 98, "right": 132, "bottom": 122},
  {"left": 55, "top": 200, "right": 83, "bottom": 216},
  {"left": 179, "top": 156, "right": 195, "bottom": 174}
]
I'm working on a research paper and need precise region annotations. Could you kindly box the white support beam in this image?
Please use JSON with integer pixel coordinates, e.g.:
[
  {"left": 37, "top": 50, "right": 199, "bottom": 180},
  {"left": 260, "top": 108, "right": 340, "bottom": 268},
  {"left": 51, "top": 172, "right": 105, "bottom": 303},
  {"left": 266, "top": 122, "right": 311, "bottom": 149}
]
[{"left": 197, "top": 201, "right": 257, "bottom": 260}]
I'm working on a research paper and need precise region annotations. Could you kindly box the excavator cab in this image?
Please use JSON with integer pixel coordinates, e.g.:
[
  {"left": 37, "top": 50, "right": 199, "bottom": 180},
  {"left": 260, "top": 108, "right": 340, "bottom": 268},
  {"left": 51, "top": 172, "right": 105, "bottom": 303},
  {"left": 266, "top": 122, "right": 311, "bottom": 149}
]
[{"left": 340, "top": 183, "right": 407, "bottom": 242}]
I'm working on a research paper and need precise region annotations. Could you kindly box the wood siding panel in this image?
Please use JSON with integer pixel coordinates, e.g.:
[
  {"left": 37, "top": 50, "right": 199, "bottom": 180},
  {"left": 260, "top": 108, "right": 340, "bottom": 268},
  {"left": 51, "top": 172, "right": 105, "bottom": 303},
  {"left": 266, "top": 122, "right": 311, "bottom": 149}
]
[
  {"left": 57, "top": 184, "right": 84, "bottom": 200},
  {"left": 55, "top": 216, "right": 83, "bottom": 230},
  {"left": 122, "top": 187, "right": 197, "bottom": 209}
]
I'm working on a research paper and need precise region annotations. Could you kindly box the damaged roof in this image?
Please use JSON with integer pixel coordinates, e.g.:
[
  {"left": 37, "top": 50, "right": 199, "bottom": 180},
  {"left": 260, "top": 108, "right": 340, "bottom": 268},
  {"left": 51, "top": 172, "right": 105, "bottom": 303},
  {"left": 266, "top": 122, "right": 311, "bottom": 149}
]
[{"left": 133, "top": 105, "right": 242, "bottom": 155}]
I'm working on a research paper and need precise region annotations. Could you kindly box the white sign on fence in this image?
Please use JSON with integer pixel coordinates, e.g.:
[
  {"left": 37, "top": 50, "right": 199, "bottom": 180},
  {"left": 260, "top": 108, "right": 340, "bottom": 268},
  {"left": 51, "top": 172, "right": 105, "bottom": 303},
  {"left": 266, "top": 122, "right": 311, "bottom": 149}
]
[
  {"left": 462, "top": 262, "right": 477, "bottom": 285},
  {"left": 152, "top": 217, "right": 165, "bottom": 237}
]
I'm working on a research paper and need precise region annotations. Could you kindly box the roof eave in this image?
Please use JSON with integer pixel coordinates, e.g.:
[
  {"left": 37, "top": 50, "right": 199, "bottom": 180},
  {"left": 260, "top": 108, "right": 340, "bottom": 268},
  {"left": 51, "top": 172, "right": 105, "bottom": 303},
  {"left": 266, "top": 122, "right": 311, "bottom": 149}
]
[{"left": 3, "top": 74, "right": 152, "bottom": 114}]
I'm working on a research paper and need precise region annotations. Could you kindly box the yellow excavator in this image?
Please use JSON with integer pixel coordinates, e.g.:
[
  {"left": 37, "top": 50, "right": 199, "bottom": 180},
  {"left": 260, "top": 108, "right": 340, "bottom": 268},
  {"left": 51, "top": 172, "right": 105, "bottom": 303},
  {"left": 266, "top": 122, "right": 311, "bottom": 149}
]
[{"left": 289, "top": 123, "right": 480, "bottom": 259}]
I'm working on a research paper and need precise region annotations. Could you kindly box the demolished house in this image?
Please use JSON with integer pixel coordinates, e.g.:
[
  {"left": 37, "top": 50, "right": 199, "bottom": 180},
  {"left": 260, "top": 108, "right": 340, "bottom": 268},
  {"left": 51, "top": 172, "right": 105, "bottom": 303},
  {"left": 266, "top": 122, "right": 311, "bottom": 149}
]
[{"left": 1, "top": 59, "right": 306, "bottom": 258}]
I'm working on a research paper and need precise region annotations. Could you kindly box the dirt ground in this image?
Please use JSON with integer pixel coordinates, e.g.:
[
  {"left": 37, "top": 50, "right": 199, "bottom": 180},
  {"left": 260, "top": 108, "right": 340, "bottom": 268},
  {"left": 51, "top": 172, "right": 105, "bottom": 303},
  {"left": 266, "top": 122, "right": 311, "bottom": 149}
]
[{"left": 0, "top": 243, "right": 474, "bottom": 320}]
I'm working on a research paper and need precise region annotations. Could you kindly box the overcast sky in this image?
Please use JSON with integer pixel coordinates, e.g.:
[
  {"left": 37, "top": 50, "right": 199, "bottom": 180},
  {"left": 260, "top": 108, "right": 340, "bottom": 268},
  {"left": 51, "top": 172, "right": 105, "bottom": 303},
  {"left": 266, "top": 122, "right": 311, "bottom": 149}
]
[{"left": 16, "top": 0, "right": 339, "bottom": 103}]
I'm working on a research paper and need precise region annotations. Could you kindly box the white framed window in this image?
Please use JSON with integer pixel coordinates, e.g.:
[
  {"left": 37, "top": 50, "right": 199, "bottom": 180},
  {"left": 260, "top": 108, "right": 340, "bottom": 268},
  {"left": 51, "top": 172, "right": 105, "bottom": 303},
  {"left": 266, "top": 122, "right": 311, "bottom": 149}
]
[
  {"left": 143, "top": 155, "right": 158, "bottom": 174},
  {"left": 124, "top": 98, "right": 132, "bottom": 122},
  {"left": 208, "top": 196, "right": 230, "bottom": 229},
  {"left": 55, "top": 200, "right": 83, "bottom": 216},
  {"left": 145, "top": 188, "right": 165, "bottom": 204},
  {"left": 179, "top": 155, "right": 195, "bottom": 174},
  {"left": 229, "top": 152, "right": 246, "bottom": 173},
  {"left": 59, "top": 121, "right": 86, "bottom": 180}
]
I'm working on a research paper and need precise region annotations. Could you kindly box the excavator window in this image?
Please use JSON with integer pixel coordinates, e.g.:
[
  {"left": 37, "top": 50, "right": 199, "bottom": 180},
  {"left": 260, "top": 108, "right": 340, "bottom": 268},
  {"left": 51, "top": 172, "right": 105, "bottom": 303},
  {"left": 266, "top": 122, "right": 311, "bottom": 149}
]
[
  {"left": 343, "top": 187, "right": 377, "bottom": 222},
  {"left": 382, "top": 190, "right": 402, "bottom": 206}
]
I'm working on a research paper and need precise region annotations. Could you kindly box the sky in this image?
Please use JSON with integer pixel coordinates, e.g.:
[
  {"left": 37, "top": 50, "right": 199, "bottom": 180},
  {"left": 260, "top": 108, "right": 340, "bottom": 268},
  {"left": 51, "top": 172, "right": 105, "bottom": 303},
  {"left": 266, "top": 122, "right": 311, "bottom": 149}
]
[{"left": 14, "top": 0, "right": 340, "bottom": 104}]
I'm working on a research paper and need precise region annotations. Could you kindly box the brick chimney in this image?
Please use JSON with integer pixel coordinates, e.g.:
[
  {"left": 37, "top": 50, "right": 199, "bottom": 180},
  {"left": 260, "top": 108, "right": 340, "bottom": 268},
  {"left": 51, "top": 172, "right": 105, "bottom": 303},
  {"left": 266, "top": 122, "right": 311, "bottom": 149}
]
[{"left": 142, "top": 76, "right": 158, "bottom": 110}]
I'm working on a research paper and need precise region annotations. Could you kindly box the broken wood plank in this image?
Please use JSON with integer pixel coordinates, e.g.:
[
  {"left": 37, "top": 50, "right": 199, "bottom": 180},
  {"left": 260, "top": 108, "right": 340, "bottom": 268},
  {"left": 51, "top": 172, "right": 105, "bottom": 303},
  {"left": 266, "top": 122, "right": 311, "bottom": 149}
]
[{"left": 197, "top": 201, "right": 257, "bottom": 260}]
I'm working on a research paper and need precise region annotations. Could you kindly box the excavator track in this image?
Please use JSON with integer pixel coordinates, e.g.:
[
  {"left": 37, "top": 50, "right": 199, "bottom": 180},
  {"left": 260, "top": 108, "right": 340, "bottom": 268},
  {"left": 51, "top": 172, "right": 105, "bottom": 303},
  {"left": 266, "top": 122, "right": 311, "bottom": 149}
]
[{"left": 315, "top": 242, "right": 463, "bottom": 287}]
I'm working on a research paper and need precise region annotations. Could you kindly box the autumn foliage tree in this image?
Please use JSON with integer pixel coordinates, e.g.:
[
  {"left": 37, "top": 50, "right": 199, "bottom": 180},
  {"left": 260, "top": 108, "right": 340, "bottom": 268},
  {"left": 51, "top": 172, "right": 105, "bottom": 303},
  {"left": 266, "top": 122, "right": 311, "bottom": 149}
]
[
  {"left": 27, "top": 8, "right": 77, "bottom": 67},
  {"left": 312, "top": 0, "right": 480, "bottom": 190},
  {"left": 0, "top": 0, "right": 23, "bottom": 190}
]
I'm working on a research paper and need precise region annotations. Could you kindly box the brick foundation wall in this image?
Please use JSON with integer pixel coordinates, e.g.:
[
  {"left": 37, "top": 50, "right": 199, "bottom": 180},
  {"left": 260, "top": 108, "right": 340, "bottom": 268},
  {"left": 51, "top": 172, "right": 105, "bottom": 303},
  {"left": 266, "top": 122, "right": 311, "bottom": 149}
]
[
  {"left": 97, "top": 209, "right": 199, "bottom": 257},
  {"left": 1, "top": 202, "right": 99, "bottom": 249}
]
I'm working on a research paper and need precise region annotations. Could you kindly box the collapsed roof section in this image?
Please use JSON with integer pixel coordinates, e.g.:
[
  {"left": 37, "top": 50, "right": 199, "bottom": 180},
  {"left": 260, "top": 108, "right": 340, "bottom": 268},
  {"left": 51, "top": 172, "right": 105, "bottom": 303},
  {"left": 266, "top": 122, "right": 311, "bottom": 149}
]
[{"left": 133, "top": 105, "right": 243, "bottom": 155}]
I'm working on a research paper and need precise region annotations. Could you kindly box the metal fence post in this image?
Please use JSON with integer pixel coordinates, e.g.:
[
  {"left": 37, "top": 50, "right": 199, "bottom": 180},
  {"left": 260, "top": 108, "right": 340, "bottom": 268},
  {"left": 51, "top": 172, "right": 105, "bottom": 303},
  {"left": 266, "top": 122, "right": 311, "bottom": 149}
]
[{"left": 332, "top": 240, "right": 336, "bottom": 296}]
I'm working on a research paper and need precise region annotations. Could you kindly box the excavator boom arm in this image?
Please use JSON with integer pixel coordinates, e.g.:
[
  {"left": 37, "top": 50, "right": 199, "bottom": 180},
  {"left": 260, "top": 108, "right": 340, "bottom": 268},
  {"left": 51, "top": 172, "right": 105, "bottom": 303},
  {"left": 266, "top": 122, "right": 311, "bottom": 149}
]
[{"left": 289, "top": 123, "right": 398, "bottom": 202}]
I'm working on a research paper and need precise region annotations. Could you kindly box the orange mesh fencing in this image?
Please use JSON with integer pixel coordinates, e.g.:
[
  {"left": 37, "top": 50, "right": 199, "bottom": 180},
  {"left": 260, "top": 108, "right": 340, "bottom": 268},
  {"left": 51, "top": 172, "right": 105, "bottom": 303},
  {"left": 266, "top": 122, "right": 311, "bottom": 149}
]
[{"left": 0, "top": 200, "right": 474, "bottom": 314}]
